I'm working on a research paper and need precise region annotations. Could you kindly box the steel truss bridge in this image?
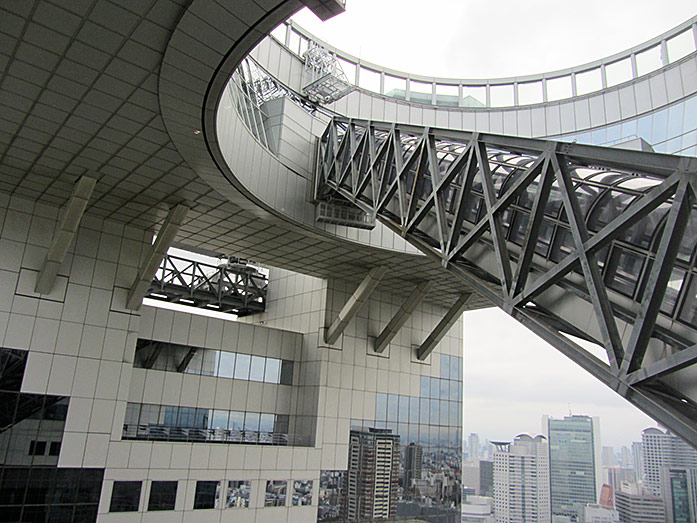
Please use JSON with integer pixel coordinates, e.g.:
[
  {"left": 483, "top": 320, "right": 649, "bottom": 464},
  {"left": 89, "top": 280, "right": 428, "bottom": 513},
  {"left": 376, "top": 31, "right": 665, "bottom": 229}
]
[
  {"left": 315, "top": 117, "right": 697, "bottom": 448},
  {"left": 147, "top": 254, "right": 267, "bottom": 316}
]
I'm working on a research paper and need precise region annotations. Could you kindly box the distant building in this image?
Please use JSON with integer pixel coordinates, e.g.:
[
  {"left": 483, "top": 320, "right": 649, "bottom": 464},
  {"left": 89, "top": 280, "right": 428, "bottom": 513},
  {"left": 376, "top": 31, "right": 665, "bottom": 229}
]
[
  {"left": 615, "top": 482, "right": 665, "bottom": 523},
  {"left": 403, "top": 442, "right": 423, "bottom": 493},
  {"left": 469, "top": 433, "right": 481, "bottom": 460},
  {"left": 599, "top": 484, "right": 614, "bottom": 509},
  {"left": 547, "top": 415, "right": 602, "bottom": 520},
  {"left": 345, "top": 428, "right": 400, "bottom": 521},
  {"left": 660, "top": 466, "right": 697, "bottom": 523},
  {"left": 603, "top": 467, "right": 636, "bottom": 493},
  {"left": 642, "top": 428, "right": 697, "bottom": 496},
  {"left": 493, "top": 434, "right": 550, "bottom": 523},
  {"left": 462, "top": 459, "right": 494, "bottom": 497},
  {"left": 582, "top": 504, "right": 619, "bottom": 523},
  {"left": 603, "top": 446, "right": 617, "bottom": 467},
  {"left": 462, "top": 495, "right": 495, "bottom": 523},
  {"left": 632, "top": 442, "right": 645, "bottom": 482}
]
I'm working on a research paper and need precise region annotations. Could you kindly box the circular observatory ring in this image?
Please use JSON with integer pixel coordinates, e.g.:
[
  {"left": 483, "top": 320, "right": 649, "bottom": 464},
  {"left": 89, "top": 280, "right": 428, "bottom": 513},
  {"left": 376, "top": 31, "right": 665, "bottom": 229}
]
[{"left": 158, "top": 2, "right": 697, "bottom": 449}]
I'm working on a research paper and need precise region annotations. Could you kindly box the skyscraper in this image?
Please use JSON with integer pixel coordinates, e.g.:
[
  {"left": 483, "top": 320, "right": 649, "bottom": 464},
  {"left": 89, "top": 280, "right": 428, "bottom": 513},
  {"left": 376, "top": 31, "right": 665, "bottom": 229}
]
[
  {"left": 493, "top": 435, "right": 550, "bottom": 523},
  {"left": 632, "top": 442, "right": 645, "bottom": 482},
  {"left": 615, "top": 483, "right": 665, "bottom": 523},
  {"left": 469, "top": 433, "right": 481, "bottom": 460},
  {"left": 547, "top": 415, "right": 602, "bottom": 520},
  {"left": 660, "top": 467, "right": 697, "bottom": 523},
  {"left": 404, "top": 442, "right": 423, "bottom": 494},
  {"left": 642, "top": 428, "right": 697, "bottom": 495},
  {"left": 345, "top": 428, "right": 400, "bottom": 522}
]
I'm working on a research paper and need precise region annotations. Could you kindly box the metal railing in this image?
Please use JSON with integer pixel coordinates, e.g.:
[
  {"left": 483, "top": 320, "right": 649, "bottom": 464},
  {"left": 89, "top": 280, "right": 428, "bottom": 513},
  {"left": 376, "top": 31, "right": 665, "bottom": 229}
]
[{"left": 122, "top": 424, "right": 306, "bottom": 446}]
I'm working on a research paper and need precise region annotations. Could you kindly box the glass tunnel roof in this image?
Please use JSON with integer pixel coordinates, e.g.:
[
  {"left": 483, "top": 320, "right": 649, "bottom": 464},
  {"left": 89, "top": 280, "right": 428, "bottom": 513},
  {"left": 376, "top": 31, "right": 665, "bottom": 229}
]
[{"left": 270, "top": 14, "right": 697, "bottom": 108}]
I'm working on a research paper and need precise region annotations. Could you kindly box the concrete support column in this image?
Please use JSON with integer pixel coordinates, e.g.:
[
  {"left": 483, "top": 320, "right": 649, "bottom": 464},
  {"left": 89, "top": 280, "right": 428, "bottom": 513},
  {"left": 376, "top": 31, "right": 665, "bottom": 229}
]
[
  {"left": 416, "top": 292, "right": 472, "bottom": 360},
  {"left": 374, "top": 280, "right": 434, "bottom": 353}
]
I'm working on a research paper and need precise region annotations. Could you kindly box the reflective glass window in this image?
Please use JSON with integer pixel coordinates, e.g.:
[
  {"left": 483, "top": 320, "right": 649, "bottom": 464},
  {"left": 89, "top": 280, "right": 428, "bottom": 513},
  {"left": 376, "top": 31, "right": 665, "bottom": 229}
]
[
  {"left": 275, "top": 414, "right": 289, "bottom": 434},
  {"left": 292, "top": 480, "right": 313, "bottom": 506},
  {"left": 200, "top": 350, "right": 218, "bottom": 376},
  {"left": 259, "top": 413, "right": 275, "bottom": 433},
  {"left": 229, "top": 411, "right": 245, "bottom": 431},
  {"left": 264, "top": 358, "right": 281, "bottom": 383},
  {"left": 636, "top": 45, "right": 662, "bottom": 76},
  {"left": 420, "top": 398, "right": 429, "bottom": 423},
  {"left": 420, "top": 376, "right": 430, "bottom": 398},
  {"left": 387, "top": 394, "right": 398, "bottom": 422},
  {"left": 244, "top": 412, "right": 260, "bottom": 432},
  {"left": 575, "top": 68, "right": 602, "bottom": 95},
  {"left": 184, "top": 350, "right": 203, "bottom": 375},
  {"left": 358, "top": 67, "right": 380, "bottom": 93},
  {"left": 218, "top": 352, "right": 235, "bottom": 378},
  {"left": 148, "top": 481, "right": 177, "bottom": 511},
  {"left": 440, "top": 354, "right": 450, "bottom": 379},
  {"left": 440, "top": 379, "right": 449, "bottom": 400},
  {"left": 110, "top": 481, "right": 141, "bottom": 512},
  {"left": 398, "top": 395, "right": 409, "bottom": 423},
  {"left": 430, "top": 378, "right": 439, "bottom": 399},
  {"left": 234, "top": 354, "right": 251, "bottom": 380},
  {"left": 409, "top": 396, "right": 419, "bottom": 423},
  {"left": 249, "top": 356, "right": 265, "bottom": 382},
  {"left": 606, "top": 58, "right": 633, "bottom": 87},
  {"left": 440, "top": 400, "right": 449, "bottom": 425},
  {"left": 376, "top": 393, "right": 387, "bottom": 421},
  {"left": 227, "top": 480, "right": 251, "bottom": 508},
  {"left": 265, "top": 480, "right": 286, "bottom": 507},
  {"left": 652, "top": 109, "right": 668, "bottom": 144},
  {"left": 490, "top": 84, "right": 514, "bottom": 107},
  {"left": 429, "top": 399, "right": 439, "bottom": 425},
  {"left": 546, "top": 75, "right": 572, "bottom": 101},
  {"left": 210, "top": 410, "right": 229, "bottom": 430}
]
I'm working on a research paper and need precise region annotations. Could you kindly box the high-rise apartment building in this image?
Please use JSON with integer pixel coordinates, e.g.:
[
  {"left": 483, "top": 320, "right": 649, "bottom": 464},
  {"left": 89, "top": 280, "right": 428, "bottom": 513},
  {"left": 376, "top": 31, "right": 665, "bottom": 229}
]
[
  {"left": 493, "top": 435, "right": 550, "bottom": 523},
  {"left": 345, "top": 428, "right": 400, "bottom": 522},
  {"left": 547, "top": 415, "right": 602, "bottom": 520},
  {"left": 642, "top": 428, "right": 697, "bottom": 495},
  {"left": 632, "top": 442, "right": 645, "bottom": 482},
  {"left": 660, "top": 467, "right": 697, "bottom": 523},
  {"left": 615, "top": 483, "right": 666, "bottom": 523}
]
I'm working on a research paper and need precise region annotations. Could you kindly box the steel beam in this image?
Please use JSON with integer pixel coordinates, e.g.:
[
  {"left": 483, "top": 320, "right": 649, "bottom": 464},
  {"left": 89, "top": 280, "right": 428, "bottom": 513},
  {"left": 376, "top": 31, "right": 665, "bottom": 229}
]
[
  {"left": 374, "top": 281, "right": 435, "bottom": 354},
  {"left": 35, "top": 176, "right": 96, "bottom": 294},
  {"left": 176, "top": 347, "right": 198, "bottom": 373},
  {"left": 416, "top": 293, "right": 472, "bottom": 361},
  {"left": 325, "top": 266, "right": 388, "bottom": 345},
  {"left": 126, "top": 204, "right": 188, "bottom": 310}
]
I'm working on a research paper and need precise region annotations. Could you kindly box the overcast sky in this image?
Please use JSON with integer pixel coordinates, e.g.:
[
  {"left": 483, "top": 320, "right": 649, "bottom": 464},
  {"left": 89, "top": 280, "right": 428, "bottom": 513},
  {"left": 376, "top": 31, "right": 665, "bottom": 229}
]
[
  {"left": 292, "top": 1, "right": 696, "bottom": 79},
  {"left": 291, "top": 1, "right": 697, "bottom": 449}
]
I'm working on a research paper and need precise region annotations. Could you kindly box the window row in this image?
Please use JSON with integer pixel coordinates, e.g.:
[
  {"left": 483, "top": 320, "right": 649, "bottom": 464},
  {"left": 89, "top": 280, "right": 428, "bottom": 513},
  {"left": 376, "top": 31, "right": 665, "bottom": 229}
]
[
  {"left": 276, "top": 22, "right": 697, "bottom": 107},
  {"left": 0, "top": 348, "right": 27, "bottom": 393},
  {"left": 420, "top": 376, "right": 462, "bottom": 401},
  {"left": 375, "top": 393, "right": 462, "bottom": 430},
  {"left": 109, "top": 479, "right": 313, "bottom": 512},
  {"left": 134, "top": 339, "right": 294, "bottom": 385},
  {"left": 439, "top": 354, "right": 463, "bottom": 381},
  {"left": 123, "top": 403, "right": 297, "bottom": 446}
]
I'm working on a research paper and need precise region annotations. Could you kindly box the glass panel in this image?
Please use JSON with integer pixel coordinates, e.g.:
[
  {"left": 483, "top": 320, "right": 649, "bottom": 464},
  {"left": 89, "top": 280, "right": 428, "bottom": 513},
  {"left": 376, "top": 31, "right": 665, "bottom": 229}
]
[
  {"left": 259, "top": 413, "right": 275, "bottom": 433},
  {"left": 420, "top": 398, "right": 429, "bottom": 424},
  {"left": 462, "top": 85, "right": 486, "bottom": 107},
  {"left": 661, "top": 268, "right": 686, "bottom": 316},
  {"left": 576, "top": 68, "right": 602, "bottom": 95},
  {"left": 358, "top": 67, "right": 380, "bottom": 92},
  {"left": 183, "top": 349, "right": 203, "bottom": 375},
  {"left": 217, "top": 352, "right": 235, "bottom": 379},
  {"left": 430, "top": 378, "right": 439, "bottom": 399},
  {"left": 518, "top": 81, "right": 543, "bottom": 105},
  {"left": 227, "top": 480, "right": 251, "bottom": 508},
  {"left": 249, "top": 356, "right": 265, "bottom": 382},
  {"left": 384, "top": 75, "right": 407, "bottom": 99},
  {"left": 440, "top": 400, "right": 449, "bottom": 425},
  {"left": 200, "top": 349, "right": 218, "bottom": 376},
  {"left": 265, "top": 480, "right": 286, "bottom": 507},
  {"left": 605, "top": 247, "right": 645, "bottom": 297},
  {"left": 547, "top": 75, "right": 572, "bottom": 101},
  {"left": 667, "top": 29, "right": 696, "bottom": 62},
  {"left": 606, "top": 58, "right": 633, "bottom": 87},
  {"left": 148, "top": 481, "right": 177, "bottom": 511},
  {"left": 376, "top": 393, "right": 387, "bottom": 421},
  {"left": 229, "top": 411, "right": 245, "bottom": 431},
  {"left": 398, "top": 395, "right": 409, "bottom": 423},
  {"left": 440, "top": 354, "right": 450, "bottom": 379},
  {"left": 440, "top": 379, "right": 449, "bottom": 400},
  {"left": 435, "top": 83, "right": 459, "bottom": 106},
  {"left": 280, "top": 360, "right": 294, "bottom": 385},
  {"left": 387, "top": 394, "right": 398, "bottom": 422},
  {"left": 110, "top": 481, "right": 141, "bottom": 512},
  {"left": 234, "top": 354, "right": 251, "bottom": 380},
  {"left": 264, "top": 358, "right": 281, "bottom": 383},
  {"left": 244, "top": 412, "right": 260, "bottom": 432},
  {"left": 420, "top": 376, "right": 430, "bottom": 398},
  {"left": 210, "top": 410, "right": 229, "bottom": 430},
  {"left": 409, "top": 396, "right": 419, "bottom": 424},
  {"left": 193, "top": 481, "right": 219, "bottom": 510},
  {"left": 490, "top": 84, "right": 514, "bottom": 107},
  {"left": 636, "top": 45, "right": 662, "bottom": 76},
  {"left": 292, "top": 480, "right": 313, "bottom": 506},
  {"left": 429, "top": 399, "right": 439, "bottom": 425}
]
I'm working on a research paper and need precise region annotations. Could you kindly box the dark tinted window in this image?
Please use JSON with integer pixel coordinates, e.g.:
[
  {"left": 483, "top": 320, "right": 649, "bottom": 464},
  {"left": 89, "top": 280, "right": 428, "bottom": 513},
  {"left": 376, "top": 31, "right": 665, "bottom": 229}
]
[
  {"left": 109, "top": 481, "right": 141, "bottom": 512},
  {"left": 148, "top": 481, "right": 177, "bottom": 511},
  {"left": 193, "top": 481, "right": 219, "bottom": 509}
]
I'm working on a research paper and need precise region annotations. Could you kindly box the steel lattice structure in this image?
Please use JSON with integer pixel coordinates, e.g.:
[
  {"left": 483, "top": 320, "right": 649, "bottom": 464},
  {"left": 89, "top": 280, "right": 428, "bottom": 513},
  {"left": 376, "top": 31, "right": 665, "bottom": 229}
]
[
  {"left": 315, "top": 117, "right": 697, "bottom": 448},
  {"left": 147, "top": 254, "right": 267, "bottom": 316}
]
